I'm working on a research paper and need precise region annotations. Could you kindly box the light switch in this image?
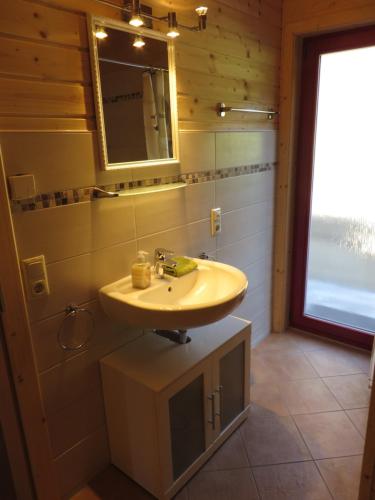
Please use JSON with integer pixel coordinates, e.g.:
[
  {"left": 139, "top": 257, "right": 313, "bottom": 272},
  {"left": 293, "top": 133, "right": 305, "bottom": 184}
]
[
  {"left": 21, "top": 255, "right": 50, "bottom": 299},
  {"left": 8, "top": 174, "right": 36, "bottom": 200},
  {"left": 210, "top": 207, "right": 222, "bottom": 236}
]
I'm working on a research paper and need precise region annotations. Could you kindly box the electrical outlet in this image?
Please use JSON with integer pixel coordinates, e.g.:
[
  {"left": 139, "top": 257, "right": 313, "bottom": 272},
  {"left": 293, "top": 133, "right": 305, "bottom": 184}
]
[
  {"left": 21, "top": 255, "right": 50, "bottom": 299},
  {"left": 210, "top": 207, "right": 221, "bottom": 236}
]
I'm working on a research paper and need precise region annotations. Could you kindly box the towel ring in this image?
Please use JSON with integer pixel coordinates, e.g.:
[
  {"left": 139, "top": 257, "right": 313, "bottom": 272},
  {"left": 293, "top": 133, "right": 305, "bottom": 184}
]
[{"left": 57, "top": 304, "right": 94, "bottom": 351}]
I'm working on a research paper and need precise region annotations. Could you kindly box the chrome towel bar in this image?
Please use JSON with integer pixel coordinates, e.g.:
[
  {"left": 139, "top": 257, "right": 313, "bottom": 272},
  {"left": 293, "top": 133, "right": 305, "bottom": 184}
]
[{"left": 217, "top": 102, "right": 278, "bottom": 120}]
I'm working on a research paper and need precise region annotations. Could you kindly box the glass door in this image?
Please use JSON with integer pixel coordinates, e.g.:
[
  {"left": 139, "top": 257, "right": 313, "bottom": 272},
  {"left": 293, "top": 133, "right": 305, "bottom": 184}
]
[{"left": 291, "top": 26, "right": 375, "bottom": 349}]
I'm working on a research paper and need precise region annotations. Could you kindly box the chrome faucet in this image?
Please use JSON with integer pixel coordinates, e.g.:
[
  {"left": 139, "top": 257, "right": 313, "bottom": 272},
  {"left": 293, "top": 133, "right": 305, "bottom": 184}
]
[{"left": 154, "top": 248, "right": 174, "bottom": 278}]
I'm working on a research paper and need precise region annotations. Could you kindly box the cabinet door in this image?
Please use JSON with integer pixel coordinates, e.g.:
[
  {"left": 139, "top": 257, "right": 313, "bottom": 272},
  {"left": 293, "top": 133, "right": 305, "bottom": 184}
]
[
  {"left": 213, "top": 326, "right": 251, "bottom": 434},
  {"left": 157, "top": 360, "right": 214, "bottom": 488}
]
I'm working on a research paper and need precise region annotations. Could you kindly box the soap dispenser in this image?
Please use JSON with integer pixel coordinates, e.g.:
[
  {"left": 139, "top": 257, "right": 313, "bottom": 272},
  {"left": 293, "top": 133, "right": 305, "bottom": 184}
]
[{"left": 131, "top": 251, "right": 151, "bottom": 289}]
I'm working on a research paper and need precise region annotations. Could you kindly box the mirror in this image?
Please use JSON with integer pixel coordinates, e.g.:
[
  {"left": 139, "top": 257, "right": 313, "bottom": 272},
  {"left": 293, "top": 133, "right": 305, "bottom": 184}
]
[{"left": 89, "top": 16, "right": 179, "bottom": 170}]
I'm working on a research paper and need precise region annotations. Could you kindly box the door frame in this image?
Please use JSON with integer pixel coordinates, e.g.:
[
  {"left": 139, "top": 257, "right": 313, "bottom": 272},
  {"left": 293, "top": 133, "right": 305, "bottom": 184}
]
[
  {"left": 290, "top": 26, "right": 375, "bottom": 350},
  {"left": 273, "top": 6, "right": 375, "bottom": 499},
  {"left": 0, "top": 321, "right": 33, "bottom": 500},
  {"left": 0, "top": 148, "right": 59, "bottom": 500}
]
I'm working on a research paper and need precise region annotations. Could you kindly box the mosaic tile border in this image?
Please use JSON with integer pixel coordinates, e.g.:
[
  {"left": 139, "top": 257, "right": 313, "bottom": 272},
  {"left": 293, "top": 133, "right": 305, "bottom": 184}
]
[{"left": 12, "top": 162, "right": 276, "bottom": 212}]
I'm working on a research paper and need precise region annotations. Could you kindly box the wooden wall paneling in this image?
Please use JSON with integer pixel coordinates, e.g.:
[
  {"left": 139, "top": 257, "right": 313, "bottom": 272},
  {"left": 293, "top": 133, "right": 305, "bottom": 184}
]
[
  {"left": 0, "top": 0, "right": 88, "bottom": 48},
  {"left": 0, "top": 149, "right": 59, "bottom": 500},
  {"left": 283, "top": 0, "right": 375, "bottom": 24},
  {"left": 0, "top": 36, "right": 91, "bottom": 83},
  {"left": 177, "top": 95, "right": 277, "bottom": 131},
  {"left": 0, "top": 78, "right": 93, "bottom": 116},
  {"left": 0, "top": 116, "right": 96, "bottom": 131},
  {"left": 175, "top": 44, "right": 279, "bottom": 86},
  {"left": 177, "top": 69, "right": 279, "bottom": 106}
]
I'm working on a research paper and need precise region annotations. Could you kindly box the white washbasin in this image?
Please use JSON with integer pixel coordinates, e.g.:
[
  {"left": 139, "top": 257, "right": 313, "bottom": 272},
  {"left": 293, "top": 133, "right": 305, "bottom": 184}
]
[{"left": 99, "top": 258, "right": 248, "bottom": 330}]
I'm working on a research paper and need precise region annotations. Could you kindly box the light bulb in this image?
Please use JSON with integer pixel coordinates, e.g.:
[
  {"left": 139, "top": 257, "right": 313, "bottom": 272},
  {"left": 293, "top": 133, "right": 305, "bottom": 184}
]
[
  {"left": 167, "top": 29, "right": 180, "bottom": 38},
  {"left": 94, "top": 26, "right": 108, "bottom": 39},
  {"left": 129, "top": 14, "right": 144, "bottom": 27},
  {"left": 167, "top": 12, "right": 180, "bottom": 39},
  {"left": 195, "top": 6, "right": 208, "bottom": 16},
  {"left": 133, "top": 35, "right": 145, "bottom": 48},
  {"left": 129, "top": 0, "right": 144, "bottom": 27}
]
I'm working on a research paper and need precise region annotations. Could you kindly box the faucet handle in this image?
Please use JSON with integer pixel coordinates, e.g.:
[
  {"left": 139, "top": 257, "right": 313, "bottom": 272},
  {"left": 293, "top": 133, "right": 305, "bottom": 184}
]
[{"left": 154, "top": 247, "right": 174, "bottom": 263}]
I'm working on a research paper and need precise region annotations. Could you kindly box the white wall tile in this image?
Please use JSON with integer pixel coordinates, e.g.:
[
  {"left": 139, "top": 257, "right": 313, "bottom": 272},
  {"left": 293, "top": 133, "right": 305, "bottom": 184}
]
[
  {"left": 217, "top": 230, "right": 270, "bottom": 271},
  {"left": 217, "top": 201, "right": 273, "bottom": 248},
  {"left": 31, "top": 300, "right": 142, "bottom": 372},
  {"left": 54, "top": 426, "right": 109, "bottom": 498},
  {"left": 14, "top": 198, "right": 136, "bottom": 264},
  {"left": 215, "top": 170, "right": 275, "bottom": 213},
  {"left": 179, "top": 131, "right": 215, "bottom": 174},
  {"left": 40, "top": 349, "right": 102, "bottom": 416},
  {"left": 28, "top": 240, "right": 137, "bottom": 322},
  {"left": 48, "top": 388, "right": 106, "bottom": 458},
  {"left": 235, "top": 283, "right": 266, "bottom": 321},
  {"left": 215, "top": 131, "right": 277, "bottom": 169},
  {"left": 243, "top": 258, "right": 267, "bottom": 292},
  {"left": 184, "top": 181, "right": 215, "bottom": 224},
  {"left": 137, "top": 219, "right": 215, "bottom": 259},
  {"left": 90, "top": 196, "right": 136, "bottom": 250},
  {"left": 0, "top": 132, "right": 97, "bottom": 192},
  {"left": 134, "top": 187, "right": 188, "bottom": 238}
]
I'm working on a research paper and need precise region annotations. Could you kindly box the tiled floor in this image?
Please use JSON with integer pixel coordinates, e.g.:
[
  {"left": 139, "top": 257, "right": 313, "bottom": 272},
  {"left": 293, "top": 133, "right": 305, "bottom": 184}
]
[{"left": 73, "top": 331, "right": 371, "bottom": 500}]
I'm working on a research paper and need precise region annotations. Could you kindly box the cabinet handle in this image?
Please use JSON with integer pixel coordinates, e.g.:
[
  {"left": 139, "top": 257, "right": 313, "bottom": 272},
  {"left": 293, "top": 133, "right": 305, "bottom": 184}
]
[
  {"left": 215, "top": 385, "right": 224, "bottom": 418},
  {"left": 208, "top": 393, "right": 216, "bottom": 430}
]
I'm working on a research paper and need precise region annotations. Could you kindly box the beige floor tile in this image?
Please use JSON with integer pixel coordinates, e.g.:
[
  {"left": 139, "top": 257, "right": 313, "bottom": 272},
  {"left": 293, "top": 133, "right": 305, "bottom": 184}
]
[
  {"left": 71, "top": 466, "right": 153, "bottom": 499},
  {"left": 250, "top": 382, "right": 289, "bottom": 416},
  {"left": 287, "top": 330, "right": 340, "bottom": 352},
  {"left": 251, "top": 350, "right": 318, "bottom": 384},
  {"left": 316, "top": 455, "right": 363, "bottom": 500},
  {"left": 304, "top": 347, "right": 370, "bottom": 377},
  {"left": 346, "top": 408, "right": 369, "bottom": 437},
  {"left": 241, "top": 406, "right": 311, "bottom": 465},
  {"left": 253, "top": 333, "right": 300, "bottom": 353},
  {"left": 281, "top": 378, "right": 341, "bottom": 415},
  {"left": 323, "top": 374, "right": 370, "bottom": 409},
  {"left": 203, "top": 428, "right": 249, "bottom": 471},
  {"left": 252, "top": 461, "right": 332, "bottom": 500},
  {"left": 187, "top": 468, "right": 259, "bottom": 500},
  {"left": 294, "top": 411, "right": 364, "bottom": 459}
]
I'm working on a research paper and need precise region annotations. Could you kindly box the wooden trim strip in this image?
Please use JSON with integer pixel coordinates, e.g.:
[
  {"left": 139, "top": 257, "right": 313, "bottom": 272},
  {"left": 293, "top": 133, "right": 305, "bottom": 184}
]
[{"left": 0, "top": 148, "right": 59, "bottom": 500}]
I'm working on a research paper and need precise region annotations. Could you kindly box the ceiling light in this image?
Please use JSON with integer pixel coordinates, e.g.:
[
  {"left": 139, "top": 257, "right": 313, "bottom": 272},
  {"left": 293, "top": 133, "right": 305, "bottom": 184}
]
[
  {"left": 94, "top": 26, "right": 108, "bottom": 39},
  {"left": 167, "top": 12, "right": 180, "bottom": 38},
  {"left": 129, "top": 0, "right": 144, "bottom": 27},
  {"left": 133, "top": 35, "right": 145, "bottom": 48}
]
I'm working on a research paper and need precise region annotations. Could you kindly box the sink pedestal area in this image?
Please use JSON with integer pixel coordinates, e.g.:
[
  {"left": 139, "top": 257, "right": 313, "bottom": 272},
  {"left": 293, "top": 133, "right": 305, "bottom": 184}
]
[{"left": 100, "top": 316, "right": 251, "bottom": 500}]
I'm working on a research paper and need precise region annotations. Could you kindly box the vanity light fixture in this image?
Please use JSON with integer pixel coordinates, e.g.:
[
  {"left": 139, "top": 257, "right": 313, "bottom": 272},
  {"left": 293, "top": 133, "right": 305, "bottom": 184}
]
[
  {"left": 195, "top": 6, "right": 208, "bottom": 30},
  {"left": 167, "top": 12, "right": 180, "bottom": 39},
  {"left": 94, "top": 26, "right": 108, "bottom": 39},
  {"left": 93, "top": 1, "right": 208, "bottom": 37},
  {"left": 133, "top": 34, "right": 146, "bottom": 47},
  {"left": 129, "top": 0, "right": 144, "bottom": 27}
]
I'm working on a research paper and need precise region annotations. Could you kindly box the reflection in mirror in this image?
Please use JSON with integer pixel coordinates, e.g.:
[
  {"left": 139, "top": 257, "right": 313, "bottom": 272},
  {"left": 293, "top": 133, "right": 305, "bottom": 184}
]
[{"left": 89, "top": 18, "right": 179, "bottom": 170}]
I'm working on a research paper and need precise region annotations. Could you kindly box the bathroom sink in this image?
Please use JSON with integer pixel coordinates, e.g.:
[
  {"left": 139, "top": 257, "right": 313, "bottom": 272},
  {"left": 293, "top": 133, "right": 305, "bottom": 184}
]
[{"left": 99, "top": 259, "right": 248, "bottom": 330}]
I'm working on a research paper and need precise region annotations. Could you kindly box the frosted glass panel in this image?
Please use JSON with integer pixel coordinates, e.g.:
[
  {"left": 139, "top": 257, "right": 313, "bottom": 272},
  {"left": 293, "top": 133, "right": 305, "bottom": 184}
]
[
  {"left": 219, "top": 342, "right": 245, "bottom": 430},
  {"left": 169, "top": 375, "right": 205, "bottom": 480},
  {"left": 305, "top": 46, "right": 375, "bottom": 333}
]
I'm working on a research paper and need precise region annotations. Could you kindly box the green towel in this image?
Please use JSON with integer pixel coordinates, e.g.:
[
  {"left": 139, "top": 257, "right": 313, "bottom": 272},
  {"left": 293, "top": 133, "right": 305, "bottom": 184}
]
[{"left": 163, "top": 256, "right": 198, "bottom": 277}]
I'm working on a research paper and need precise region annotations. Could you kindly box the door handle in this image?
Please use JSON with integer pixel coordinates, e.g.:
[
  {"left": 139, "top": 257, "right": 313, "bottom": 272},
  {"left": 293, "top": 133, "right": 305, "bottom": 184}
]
[
  {"left": 207, "top": 393, "right": 216, "bottom": 430},
  {"left": 215, "top": 385, "right": 224, "bottom": 418}
]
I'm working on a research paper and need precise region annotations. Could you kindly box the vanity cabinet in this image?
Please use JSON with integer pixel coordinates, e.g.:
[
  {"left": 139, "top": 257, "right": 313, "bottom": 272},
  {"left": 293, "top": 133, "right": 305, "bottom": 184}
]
[{"left": 100, "top": 316, "right": 251, "bottom": 500}]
